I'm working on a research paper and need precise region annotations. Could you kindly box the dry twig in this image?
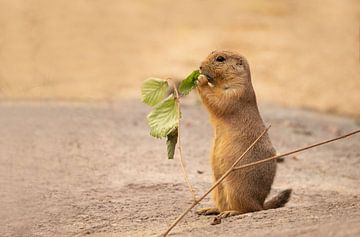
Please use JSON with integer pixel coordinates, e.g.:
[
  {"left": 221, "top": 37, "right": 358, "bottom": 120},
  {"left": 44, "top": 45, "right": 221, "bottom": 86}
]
[
  {"left": 162, "top": 127, "right": 360, "bottom": 236},
  {"left": 162, "top": 126, "right": 271, "bottom": 236},
  {"left": 233, "top": 129, "right": 360, "bottom": 171}
]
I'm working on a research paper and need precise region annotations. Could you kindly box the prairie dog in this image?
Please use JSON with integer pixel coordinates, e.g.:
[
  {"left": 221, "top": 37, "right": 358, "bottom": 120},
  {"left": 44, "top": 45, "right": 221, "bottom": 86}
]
[{"left": 196, "top": 50, "right": 291, "bottom": 219}]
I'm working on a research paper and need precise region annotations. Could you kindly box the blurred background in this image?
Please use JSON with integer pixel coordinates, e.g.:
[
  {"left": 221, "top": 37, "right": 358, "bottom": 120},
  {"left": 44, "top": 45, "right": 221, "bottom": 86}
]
[{"left": 0, "top": 0, "right": 359, "bottom": 117}]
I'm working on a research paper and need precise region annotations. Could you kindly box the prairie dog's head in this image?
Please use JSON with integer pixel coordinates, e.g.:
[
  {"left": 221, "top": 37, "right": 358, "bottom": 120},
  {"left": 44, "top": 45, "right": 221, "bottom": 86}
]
[{"left": 199, "top": 50, "right": 251, "bottom": 86}]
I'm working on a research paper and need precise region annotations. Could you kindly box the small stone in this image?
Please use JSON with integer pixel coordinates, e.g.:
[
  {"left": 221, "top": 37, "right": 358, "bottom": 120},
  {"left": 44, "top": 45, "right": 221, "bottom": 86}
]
[{"left": 211, "top": 217, "right": 222, "bottom": 225}]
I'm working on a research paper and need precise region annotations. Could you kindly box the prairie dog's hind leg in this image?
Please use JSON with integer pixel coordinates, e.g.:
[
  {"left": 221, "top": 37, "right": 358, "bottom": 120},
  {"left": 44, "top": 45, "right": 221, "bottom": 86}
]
[{"left": 196, "top": 207, "right": 220, "bottom": 216}]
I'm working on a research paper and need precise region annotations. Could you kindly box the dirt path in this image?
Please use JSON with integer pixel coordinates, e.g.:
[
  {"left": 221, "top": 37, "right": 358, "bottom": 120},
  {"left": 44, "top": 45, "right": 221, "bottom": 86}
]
[{"left": 0, "top": 99, "right": 359, "bottom": 236}]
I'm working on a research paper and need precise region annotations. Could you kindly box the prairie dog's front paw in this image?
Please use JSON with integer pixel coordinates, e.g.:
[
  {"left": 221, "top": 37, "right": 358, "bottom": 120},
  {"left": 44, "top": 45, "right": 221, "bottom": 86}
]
[{"left": 197, "top": 75, "right": 209, "bottom": 87}]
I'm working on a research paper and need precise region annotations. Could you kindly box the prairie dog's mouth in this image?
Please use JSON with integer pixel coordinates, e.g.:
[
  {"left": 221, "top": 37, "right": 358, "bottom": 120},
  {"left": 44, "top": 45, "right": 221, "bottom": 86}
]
[
  {"left": 199, "top": 70, "right": 215, "bottom": 83},
  {"left": 199, "top": 72, "right": 215, "bottom": 88}
]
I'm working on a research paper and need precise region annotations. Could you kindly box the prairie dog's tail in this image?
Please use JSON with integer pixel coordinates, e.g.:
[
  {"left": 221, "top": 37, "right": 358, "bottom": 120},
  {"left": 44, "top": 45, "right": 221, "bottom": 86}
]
[{"left": 264, "top": 189, "right": 292, "bottom": 210}]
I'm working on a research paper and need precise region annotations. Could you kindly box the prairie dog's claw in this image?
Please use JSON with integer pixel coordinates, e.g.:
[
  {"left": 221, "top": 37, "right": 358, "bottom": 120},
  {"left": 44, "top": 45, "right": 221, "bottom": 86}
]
[{"left": 197, "top": 75, "right": 209, "bottom": 87}]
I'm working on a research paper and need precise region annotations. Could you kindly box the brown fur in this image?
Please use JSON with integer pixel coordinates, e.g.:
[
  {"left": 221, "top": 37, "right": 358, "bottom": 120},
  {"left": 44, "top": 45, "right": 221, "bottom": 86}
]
[{"left": 197, "top": 50, "right": 291, "bottom": 216}]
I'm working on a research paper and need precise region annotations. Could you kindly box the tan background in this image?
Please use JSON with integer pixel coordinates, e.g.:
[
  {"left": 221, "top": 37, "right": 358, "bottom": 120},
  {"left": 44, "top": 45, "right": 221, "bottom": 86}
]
[{"left": 0, "top": 0, "right": 359, "bottom": 116}]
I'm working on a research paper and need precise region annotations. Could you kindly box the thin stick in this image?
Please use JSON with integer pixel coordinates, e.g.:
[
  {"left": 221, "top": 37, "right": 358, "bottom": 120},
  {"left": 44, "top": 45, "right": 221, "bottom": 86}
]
[
  {"left": 170, "top": 79, "right": 197, "bottom": 202},
  {"left": 177, "top": 112, "right": 197, "bottom": 202},
  {"left": 162, "top": 126, "right": 271, "bottom": 236},
  {"left": 233, "top": 129, "right": 360, "bottom": 171}
]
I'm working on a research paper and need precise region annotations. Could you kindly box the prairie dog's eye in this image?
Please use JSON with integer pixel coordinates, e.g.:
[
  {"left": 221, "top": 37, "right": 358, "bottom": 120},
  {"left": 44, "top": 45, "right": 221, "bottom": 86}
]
[{"left": 215, "top": 55, "right": 225, "bottom": 62}]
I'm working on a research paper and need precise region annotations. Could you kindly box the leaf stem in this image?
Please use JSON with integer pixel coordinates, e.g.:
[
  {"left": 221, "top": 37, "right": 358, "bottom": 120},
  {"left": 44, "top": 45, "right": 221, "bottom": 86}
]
[{"left": 168, "top": 78, "right": 197, "bottom": 202}]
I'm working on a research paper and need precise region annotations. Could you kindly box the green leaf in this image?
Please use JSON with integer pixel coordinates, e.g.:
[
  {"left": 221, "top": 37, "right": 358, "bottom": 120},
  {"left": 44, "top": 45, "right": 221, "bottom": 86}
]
[
  {"left": 147, "top": 95, "right": 180, "bottom": 138},
  {"left": 166, "top": 128, "right": 178, "bottom": 159},
  {"left": 178, "top": 70, "right": 200, "bottom": 95},
  {"left": 141, "top": 78, "right": 169, "bottom": 106}
]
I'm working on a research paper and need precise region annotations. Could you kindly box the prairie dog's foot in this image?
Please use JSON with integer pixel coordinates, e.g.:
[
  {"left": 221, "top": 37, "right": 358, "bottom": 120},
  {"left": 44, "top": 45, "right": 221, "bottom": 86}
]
[
  {"left": 196, "top": 207, "right": 220, "bottom": 216},
  {"left": 211, "top": 210, "right": 242, "bottom": 225},
  {"left": 197, "top": 75, "right": 208, "bottom": 87}
]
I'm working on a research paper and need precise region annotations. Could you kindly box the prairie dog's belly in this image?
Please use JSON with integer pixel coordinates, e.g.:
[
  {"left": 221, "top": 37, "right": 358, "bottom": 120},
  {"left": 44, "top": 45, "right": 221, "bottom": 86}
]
[{"left": 211, "top": 134, "right": 277, "bottom": 183}]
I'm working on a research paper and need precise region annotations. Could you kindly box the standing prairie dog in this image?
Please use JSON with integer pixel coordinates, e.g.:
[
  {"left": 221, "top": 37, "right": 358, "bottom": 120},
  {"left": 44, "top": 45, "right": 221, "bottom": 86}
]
[{"left": 196, "top": 50, "right": 291, "bottom": 219}]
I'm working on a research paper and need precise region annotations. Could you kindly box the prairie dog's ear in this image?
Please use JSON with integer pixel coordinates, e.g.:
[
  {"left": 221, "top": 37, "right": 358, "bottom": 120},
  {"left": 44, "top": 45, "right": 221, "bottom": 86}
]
[
  {"left": 236, "top": 57, "right": 243, "bottom": 66},
  {"left": 234, "top": 57, "right": 245, "bottom": 71}
]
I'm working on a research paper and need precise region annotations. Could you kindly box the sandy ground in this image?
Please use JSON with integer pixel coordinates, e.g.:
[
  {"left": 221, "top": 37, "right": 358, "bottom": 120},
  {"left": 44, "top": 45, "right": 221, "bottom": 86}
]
[
  {"left": 0, "top": 0, "right": 359, "bottom": 117},
  {"left": 1, "top": 1, "right": 360, "bottom": 236},
  {"left": 1, "top": 98, "right": 359, "bottom": 237}
]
